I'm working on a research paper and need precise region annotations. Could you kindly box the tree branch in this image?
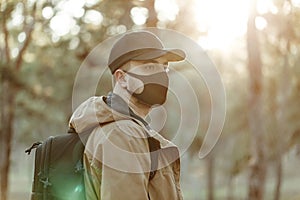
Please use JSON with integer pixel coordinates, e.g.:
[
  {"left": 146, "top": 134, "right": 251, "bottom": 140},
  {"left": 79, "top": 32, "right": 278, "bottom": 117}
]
[
  {"left": 15, "top": 1, "right": 37, "bottom": 71},
  {"left": 2, "top": 1, "right": 11, "bottom": 63}
]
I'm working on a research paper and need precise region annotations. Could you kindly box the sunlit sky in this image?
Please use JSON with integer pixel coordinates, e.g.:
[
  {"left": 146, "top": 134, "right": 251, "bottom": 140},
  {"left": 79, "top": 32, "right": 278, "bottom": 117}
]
[
  {"left": 193, "top": 0, "right": 288, "bottom": 50},
  {"left": 10, "top": 0, "right": 300, "bottom": 54},
  {"left": 195, "top": 0, "right": 250, "bottom": 50}
]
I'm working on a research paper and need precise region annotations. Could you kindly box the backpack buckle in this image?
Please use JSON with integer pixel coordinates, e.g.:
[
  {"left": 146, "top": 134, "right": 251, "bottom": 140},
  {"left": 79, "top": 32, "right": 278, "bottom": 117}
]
[{"left": 39, "top": 177, "right": 52, "bottom": 188}]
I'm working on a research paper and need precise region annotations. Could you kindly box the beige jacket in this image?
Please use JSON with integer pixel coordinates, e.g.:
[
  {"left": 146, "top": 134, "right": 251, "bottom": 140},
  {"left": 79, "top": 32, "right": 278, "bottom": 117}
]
[{"left": 69, "top": 96, "right": 183, "bottom": 200}]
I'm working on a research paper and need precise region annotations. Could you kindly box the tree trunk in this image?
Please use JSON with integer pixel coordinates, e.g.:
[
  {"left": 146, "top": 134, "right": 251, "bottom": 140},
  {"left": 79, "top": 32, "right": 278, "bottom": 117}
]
[
  {"left": 0, "top": 2, "right": 35, "bottom": 200},
  {"left": 272, "top": 42, "right": 291, "bottom": 200},
  {"left": 273, "top": 158, "right": 282, "bottom": 200},
  {"left": 0, "top": 78, "right": 16, "bottom": 200},
  {"left": 145, "top": 0, "right": 158, "bottom": 27},
  {"left": 206, "top": 155, "right": 215, "bottom": 200},
  {"left": 247, "top": 0, "right": 266, "bottom": 199},
  {"left": 227, "top": 175, "right": 234, "bottom": 200}
]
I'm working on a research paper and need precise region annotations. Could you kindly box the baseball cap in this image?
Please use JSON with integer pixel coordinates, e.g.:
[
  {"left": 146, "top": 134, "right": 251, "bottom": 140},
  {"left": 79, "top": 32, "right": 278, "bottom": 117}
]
[{"left": 108, "top": 31, "right": 186, "bottom": 73}]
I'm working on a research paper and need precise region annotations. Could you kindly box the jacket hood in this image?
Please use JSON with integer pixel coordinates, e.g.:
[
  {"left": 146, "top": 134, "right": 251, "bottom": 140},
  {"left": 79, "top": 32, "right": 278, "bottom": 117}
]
[
  {"left": 69, "top": 96, "right": 129, "bottom": 134},
  {"left": 69, "top": 94, "right": 179, "bottom": 151}
]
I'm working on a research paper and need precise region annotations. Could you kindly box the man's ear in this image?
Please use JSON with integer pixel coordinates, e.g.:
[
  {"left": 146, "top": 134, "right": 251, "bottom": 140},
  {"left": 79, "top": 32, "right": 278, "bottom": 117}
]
[{"left": 114, "top": 69, "right": 127, "bottom": 88}]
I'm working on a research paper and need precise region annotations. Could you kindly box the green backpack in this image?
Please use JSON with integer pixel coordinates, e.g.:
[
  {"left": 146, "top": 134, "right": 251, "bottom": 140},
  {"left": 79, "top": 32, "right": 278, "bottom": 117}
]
[{"left": 25, "top": 129, "right": 89, "bottom": 200}]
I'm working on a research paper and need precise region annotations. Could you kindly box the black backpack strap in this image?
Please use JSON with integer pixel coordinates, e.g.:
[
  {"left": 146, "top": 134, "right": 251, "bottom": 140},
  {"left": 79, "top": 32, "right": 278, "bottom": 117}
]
[
  {"left": 39, "top": 137, "right": 53, "bottom": 199},
  {"left": 147, "top": 136, "right": 160, "bottom": 181}
]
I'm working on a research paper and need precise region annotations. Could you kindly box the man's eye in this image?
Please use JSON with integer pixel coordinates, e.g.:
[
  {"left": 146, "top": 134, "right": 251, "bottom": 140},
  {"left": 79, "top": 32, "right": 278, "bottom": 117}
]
[{"left": 145, "top": 64, "right": 155, "bottom": 70}]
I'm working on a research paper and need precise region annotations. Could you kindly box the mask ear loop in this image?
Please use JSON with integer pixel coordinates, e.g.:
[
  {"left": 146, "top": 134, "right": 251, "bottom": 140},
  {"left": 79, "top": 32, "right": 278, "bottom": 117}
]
[{"left": 119, "top": 70, "right": 144, "bottom": 96}]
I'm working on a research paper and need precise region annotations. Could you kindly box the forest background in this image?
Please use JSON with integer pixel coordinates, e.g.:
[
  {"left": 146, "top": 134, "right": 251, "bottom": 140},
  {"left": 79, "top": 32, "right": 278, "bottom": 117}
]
[{"left": 1, "top": 0, "right": 300, "bottom": 199}]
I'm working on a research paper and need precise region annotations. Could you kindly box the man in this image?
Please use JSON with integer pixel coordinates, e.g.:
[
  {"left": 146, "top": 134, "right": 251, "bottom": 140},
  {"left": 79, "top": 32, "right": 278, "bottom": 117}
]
[{"left": 69, "top": 31, "right": 185, "bottom": 199}]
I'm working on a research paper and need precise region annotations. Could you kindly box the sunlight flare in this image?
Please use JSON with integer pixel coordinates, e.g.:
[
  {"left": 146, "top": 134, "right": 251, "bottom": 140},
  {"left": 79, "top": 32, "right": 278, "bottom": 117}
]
[{"left": 194, "top": 0, "right": 250, "bottom": 50}]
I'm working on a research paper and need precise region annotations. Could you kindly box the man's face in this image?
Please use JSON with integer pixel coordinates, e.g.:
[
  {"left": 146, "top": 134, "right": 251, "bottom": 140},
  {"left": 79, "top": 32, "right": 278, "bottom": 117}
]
[
  {"left": 115, "top": 58, "right": 170, "bottom": 106},
  {"left": 124, "top": 60, "right": 169, "bottom": 94}
]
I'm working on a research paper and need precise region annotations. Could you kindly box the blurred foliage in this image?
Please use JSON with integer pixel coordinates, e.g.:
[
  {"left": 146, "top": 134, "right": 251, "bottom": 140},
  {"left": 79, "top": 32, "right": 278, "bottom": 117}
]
[{"left": 1, "top": 0, "right": 300, "bottom": 199}]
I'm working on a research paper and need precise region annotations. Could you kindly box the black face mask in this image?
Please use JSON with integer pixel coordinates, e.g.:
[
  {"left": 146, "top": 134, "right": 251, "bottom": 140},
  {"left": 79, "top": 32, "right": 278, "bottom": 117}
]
[{"left": 126, "top": 71, "right": 169, "bottom": 106}]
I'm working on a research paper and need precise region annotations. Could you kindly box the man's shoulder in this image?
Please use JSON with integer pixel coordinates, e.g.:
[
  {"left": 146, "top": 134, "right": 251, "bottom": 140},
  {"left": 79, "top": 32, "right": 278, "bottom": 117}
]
[
  {"left": 101, "top": 118, "right": 144, "bottom": 132},
  {"left": 89, "top": 119, "right": 147, "bottom": 142},
  {"left": 85, "top": 119, "right": 149, "bottom": 157}
]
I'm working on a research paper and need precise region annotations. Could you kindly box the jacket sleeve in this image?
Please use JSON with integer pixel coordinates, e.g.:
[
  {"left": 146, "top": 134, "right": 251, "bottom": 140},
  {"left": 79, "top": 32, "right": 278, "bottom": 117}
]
[
  {"left": 92, "top": 122, "right": 151, "bottom": 200},
  {"left": 101, "top": 166, "right": 149, "bottom": 200},
  {"left": 83, "top": 153, "right": 102, "bottom": 200},
  {"left": 102, "top": 123, "right": 151, "bottom": 200}
]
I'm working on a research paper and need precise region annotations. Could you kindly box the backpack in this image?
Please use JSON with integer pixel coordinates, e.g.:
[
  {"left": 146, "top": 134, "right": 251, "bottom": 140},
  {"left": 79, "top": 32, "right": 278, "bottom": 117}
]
[
  {"left": 25, "top": 129, "right": 90, "bottom": 200},
  {"left": 26, "top": 126, "right": 159, "bottom": 200}
]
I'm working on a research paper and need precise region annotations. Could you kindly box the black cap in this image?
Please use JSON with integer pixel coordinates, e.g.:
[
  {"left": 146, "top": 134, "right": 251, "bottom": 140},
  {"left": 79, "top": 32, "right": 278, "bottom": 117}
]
[{"left": 108, "top": 31, "right": 185, "bottom": 73}]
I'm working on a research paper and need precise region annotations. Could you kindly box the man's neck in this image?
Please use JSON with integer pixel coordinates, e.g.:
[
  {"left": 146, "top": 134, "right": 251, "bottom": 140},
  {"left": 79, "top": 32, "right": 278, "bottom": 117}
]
[
  {"left": 113, "top": 86, "right": 150, "bottom": 119},
  {"left": 128, "top": 99, "right": 150, "bottom": 119}
]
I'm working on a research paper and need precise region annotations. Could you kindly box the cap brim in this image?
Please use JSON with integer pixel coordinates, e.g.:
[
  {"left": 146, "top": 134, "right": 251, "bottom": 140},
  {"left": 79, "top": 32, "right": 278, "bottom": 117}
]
[
  {"left": 109, "top": 48, "right": 185, "bottom": 73},
  {"left": 133, "top": 48, "right": 186, "bottom": 62}
]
